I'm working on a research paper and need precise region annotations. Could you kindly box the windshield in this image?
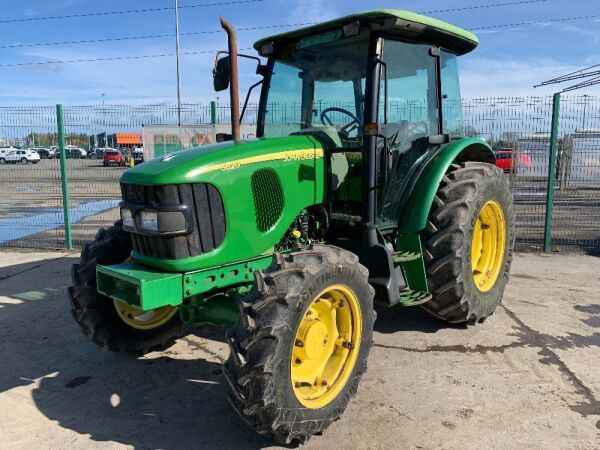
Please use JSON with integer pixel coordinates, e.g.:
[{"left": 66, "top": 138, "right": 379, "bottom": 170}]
[{"left": 260, "top": 32, "right": 369, "bottom": 147}]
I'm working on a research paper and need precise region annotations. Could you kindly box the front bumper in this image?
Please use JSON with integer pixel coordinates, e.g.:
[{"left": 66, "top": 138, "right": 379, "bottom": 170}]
[{"left": 96, "top": 255, "right": 273, "bottom": 311}]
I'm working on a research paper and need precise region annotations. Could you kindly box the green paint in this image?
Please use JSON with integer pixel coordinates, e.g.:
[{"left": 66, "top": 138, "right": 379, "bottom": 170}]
[
  {"left": 544, "top": 93, "right": 561, "bottom": 252},
  {"left": 56, "top": 104, "right": 72, "bottom": 250},
  {"left": 255, "top": 9, "right": 478, "bottom": 55},
  {"left": 122, "top": 135, "right": 325, "bottom": 272},
  {"left": 183, "top": 255, "right": 273, "bottom": 298},
  {"left": 96, "top": 262, "right": 183, "bottom": 309},
  {"left": 96, "top": 255, "right": 274, "bottom": 319},
  {"left": 397, "top": 138, "right": 494, "bottom": 234},
  {"left": 395, "top": 233, "right": 428, "bottom": 292}
]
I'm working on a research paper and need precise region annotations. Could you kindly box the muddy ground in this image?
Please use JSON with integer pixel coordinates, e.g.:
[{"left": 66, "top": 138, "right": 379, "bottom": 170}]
[{"left": 0, "top": 251, "right": 598, "bottom": 449}]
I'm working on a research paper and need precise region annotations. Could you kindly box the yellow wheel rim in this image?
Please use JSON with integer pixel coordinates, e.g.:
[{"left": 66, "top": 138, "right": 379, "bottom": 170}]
[
  {"left": 113, "top": 301, "right": 178, "bottom": 331},
  {"left": 471, "top": 200, "right": 506, "bottom": 292},
  {"left": 291, "top": 284, "right": 362, "bottom": 409}
]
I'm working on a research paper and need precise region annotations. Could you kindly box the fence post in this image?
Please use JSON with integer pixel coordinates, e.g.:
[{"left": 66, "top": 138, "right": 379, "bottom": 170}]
[
  {"left": 56, "top": 104, "right": 72, "bottom": 251},
  {"left": 543, "top": 93, "right": 561, "bottom": 252},
  {"left": 210, "top": 101, "right": 217, "bottom": 125}
]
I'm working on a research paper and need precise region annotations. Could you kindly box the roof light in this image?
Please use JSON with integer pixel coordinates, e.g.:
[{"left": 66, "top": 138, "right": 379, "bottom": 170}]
[
  {"left": 342, "top": 21, "right": 361, "bottom": 37},
  {"left": 259, "top": 42, "right": 274, "bottom": 57}
]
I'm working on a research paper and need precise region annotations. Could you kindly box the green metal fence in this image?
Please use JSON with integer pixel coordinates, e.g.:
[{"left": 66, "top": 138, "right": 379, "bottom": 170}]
[{"left": 1, "top": 96, "right": 599, "bottom": 253}]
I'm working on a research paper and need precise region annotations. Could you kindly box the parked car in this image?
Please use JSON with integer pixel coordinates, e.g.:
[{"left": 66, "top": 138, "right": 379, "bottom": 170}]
[
  {"left": 494, "top": 148, "right": 532, "bottom": 173},
  {"left": 103, "top": 150, "right": 125, "bottom": 166},
  {"left": 0, "top": 147, "right": 18, "bottom": 160},
  {"left": 35, "top": 147, "right": 55, "bottom": 159},
  {"left": 90, "top": 147, "right": 114, "bottom": 159},
  {"left": 1, "top": 149, "right": 40, "bottom": 164},
  {"left": 66, "top": 147, "right": 87, "bottom": 159}
]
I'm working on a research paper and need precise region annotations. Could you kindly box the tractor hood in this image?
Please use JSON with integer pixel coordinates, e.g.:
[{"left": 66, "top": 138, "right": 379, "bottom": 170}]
[
  {"left": 119, "top": 134, "right": 327, "bottom": 272},
  {"left": 120, "top": 135, "right": 323, "bottom": 186}
]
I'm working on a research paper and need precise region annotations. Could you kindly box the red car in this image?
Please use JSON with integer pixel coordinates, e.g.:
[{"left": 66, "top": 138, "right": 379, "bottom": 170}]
[
  {"left": 103, "top": 150, "right": 125, "bottom": 167},
  {"left": 494, "top": 148, "right": 532, "bottom": 173}
]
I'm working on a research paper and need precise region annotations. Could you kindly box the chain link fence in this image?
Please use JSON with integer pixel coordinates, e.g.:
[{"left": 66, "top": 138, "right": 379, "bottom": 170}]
[{"left": 1, "top": 97, "right": 599, "bottom": 253}]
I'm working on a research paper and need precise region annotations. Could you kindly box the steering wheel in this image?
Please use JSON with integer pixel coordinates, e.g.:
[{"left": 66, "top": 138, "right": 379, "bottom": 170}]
[{"left": 320, "top": 107, "right": 361, "bottom": 140}]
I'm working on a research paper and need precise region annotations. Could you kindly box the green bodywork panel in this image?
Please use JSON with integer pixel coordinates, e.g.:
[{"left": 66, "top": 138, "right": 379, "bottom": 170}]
[
  {"left": 183, "top": 256, "right": 273, "bottom": 298},
  {"left": 255, "top": 9, "right": 478, "bottom": 55},
  {"left": 97, "top": 262, "right": 183, "bottom": 309},
  {"left": 96, "top": 255, "right": 274, "bottom": 325},
  {"left": 397, "top": 138, "right": 494, "bottom": 234},
  {"left": 121, "top": 135, "right": 326, "bottom": 272}
]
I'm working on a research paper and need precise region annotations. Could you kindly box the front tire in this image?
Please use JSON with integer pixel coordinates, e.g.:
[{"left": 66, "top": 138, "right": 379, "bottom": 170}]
[
  {"left": 420, "top": 162, "right": 515, "bottom": 324},
  {"left": 68, "top": 221, "right": 183, "bottom": 353},
  {"left": 224, "top": 245, "right": 375, "bottom": 445}
]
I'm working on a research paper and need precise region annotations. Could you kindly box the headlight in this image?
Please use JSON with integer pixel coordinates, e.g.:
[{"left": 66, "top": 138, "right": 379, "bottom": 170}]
[
  {"left": 119, "top": 203, "right": 190, "bottom": 235},
  {"left": 140, "top": 210, "right": 158, "bottom": 232},
  {"left": 120, "top": 207, "right": 134, "bottom": 230}
]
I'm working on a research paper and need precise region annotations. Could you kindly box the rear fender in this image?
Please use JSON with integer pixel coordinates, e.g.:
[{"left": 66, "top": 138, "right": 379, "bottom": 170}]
[{"left": 397, "top": 138, "right": 495, "bottom": 234}]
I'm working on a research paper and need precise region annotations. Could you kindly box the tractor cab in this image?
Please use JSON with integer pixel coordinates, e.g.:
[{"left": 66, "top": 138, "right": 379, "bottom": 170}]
[{"left": 251, "top": 10, "right": 476, "bottom": 232}]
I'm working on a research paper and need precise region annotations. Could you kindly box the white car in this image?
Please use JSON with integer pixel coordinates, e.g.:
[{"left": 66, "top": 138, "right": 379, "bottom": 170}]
[{"left": 0, "top": 149, "right": 40, "bottom": 164}]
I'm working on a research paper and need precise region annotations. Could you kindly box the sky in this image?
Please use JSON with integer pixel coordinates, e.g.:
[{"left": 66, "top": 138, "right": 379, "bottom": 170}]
[{"left": 0, "top": 0, "right": 598, "bottom": 105}]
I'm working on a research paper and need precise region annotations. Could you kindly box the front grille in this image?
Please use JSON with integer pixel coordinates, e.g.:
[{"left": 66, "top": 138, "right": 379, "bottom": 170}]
[{"left": 121, "top": 183, "right": 225, "bottom": 259}]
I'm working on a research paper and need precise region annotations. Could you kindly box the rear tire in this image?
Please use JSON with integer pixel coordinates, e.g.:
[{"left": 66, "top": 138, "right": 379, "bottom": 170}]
[
  {"left": 68, "top": 221, "right": 183, "bottom": 353},
  {"left": 224, "top": 245, "right": 375, "bottom": 445},
  {"left": 420, "top": 162, "right": 514, "bottom": 323}
]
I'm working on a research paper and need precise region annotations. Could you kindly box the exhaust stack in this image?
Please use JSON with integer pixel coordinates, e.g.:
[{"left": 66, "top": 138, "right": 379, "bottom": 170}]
[{"left": 220, "top": 16, "right": 240, "bottom": 142}]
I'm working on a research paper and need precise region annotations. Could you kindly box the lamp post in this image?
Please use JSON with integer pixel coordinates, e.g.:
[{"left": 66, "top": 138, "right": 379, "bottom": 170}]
[{"left": 175, "top": 0, "right": 182, "bottom": 127}]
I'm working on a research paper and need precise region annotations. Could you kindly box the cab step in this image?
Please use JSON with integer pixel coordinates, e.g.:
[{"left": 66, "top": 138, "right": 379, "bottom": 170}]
[
  {"left": 391, "top": 250, "right": 421, "bottom": 264},
  {"left": 398, "top": 288, "right": 432, "bottom": 307}
]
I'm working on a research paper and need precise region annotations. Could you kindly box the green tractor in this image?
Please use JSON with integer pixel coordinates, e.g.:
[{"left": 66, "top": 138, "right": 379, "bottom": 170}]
[{"left": 69, "top": 9, "right": 514, "bottom": 445}]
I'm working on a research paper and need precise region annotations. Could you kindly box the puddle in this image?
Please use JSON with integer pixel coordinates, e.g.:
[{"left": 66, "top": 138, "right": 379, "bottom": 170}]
[{"left": 0, "top": 199, "right": 120, "bottom": 244}]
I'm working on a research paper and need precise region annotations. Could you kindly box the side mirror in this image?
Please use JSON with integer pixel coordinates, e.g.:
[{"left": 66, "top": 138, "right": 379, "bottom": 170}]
[{"left": 213, "top": 56, "right": 230, "bottom": 92}]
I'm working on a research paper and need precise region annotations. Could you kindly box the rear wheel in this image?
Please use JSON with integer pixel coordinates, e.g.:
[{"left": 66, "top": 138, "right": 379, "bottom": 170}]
[
  {"left": 224, "top": 245, "right": 375, "bottom": 445},
  {"left": 21, "top": 158, "right": 27, "bottom": 164},
  {"left": 0, "top": 158, "right": 4, "bottom": 164},
  {"left": 420, "top": 162, "right": 514, "bottom": 323},
  {"left": 68, "top": 221, "right": 183, "bottom": 353}
]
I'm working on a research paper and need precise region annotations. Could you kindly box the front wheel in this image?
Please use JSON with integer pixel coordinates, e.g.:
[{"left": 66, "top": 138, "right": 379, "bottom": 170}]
[
  {"left": 420, "top": 162, "right": 515, "bottom": 323},
  {"left": 68, "top": 221, "right": 183, "bottom": 353},
  {"left": 21, "top": 158, "right": 27, "bottom": 164},
  {"left": 224, "top": 245, "right": 375, "bottom": 445}
]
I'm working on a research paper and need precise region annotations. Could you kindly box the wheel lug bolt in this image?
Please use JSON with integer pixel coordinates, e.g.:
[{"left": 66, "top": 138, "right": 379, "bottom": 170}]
[
  {"left": 295, "top": 382, "right": 302, "bottom": 388},
  {"left": 295, "top": 339, "right": 304, "bottom": 347},
  {"left": 295, "top": 358, "right": 302, "bottom": 364},
  {"left": 481, "top": 224, "right": 490, "bottom": 229},
  {"left": 341, "top": 341, "right": 354, "bottom": 350},
  {"left": 321, "top": 380, "right": 328, "bottom": 386}
]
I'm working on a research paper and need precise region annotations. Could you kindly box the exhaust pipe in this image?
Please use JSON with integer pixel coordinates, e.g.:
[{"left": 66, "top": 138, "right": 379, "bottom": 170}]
[{"left": 220, "top": 16, "right": 240, "bottom": 142}]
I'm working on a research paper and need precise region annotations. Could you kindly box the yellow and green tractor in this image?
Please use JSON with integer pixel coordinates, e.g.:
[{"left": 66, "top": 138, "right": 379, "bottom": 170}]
[{"left": 69, "top": 9, "right": 514, "bottom": 445}]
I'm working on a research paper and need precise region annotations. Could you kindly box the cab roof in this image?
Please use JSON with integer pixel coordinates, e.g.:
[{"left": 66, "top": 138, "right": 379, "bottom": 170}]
[{"left": 254, "top": 9, "right": 479, "bottom": 56}]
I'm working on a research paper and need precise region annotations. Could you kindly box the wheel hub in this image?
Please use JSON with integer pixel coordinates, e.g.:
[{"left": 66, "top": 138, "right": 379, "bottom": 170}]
[{"left": 297, "top": 320, "right": 328, "bottom": 360}]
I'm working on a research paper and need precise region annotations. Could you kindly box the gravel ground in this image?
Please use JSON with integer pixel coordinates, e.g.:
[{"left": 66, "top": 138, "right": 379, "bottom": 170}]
[{"left": 0, "top": 251, "right": 599, "bottom": 449}]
